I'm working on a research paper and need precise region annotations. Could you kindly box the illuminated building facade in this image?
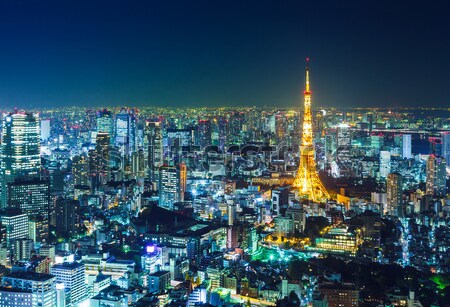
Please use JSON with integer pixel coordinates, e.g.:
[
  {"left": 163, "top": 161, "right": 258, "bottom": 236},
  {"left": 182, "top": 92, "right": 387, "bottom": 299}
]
[
  {"left": 0, "top": 210, "right": 29, "bottom": 248},
  {"left": 386, "top": 173, "right": 403, "bottom": 216},
  {"left": 97, "top": 108, "right": 114, "bottom": 139},
  {"left": 158, "top": 164, "right": 187, "bottom": 210},
  {"left": 7, "top": 179, "right": 50, "bottom": 223},
  {"left": 426, "top": 155, "right": 447, "bottom": 197},
  {"left": 293, "top": 60, "right": 330, "bottom": 202},
  {"left": 51, "top": 262, "right": 86, "bottom": 307},
  {"left": 1, "top": 273, "right": 57, "bottom": 307},
  {"left": 145, "top": 121, "right": 163, "bottom": 185},
  {"left": 0, "top": 112, "right": 41, "bottom": 208},
  {"left": 314, "top": 225, "right": 362, "bottom": 255}
]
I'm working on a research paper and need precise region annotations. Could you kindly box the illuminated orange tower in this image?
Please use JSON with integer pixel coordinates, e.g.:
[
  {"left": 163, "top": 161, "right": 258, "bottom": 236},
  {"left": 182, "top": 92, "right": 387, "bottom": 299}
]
[{"left": 293, "top": 59, "right": 330, "bottom": 202}]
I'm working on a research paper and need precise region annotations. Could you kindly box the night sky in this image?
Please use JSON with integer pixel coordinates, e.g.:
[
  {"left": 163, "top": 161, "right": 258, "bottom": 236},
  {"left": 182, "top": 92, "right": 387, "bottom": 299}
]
[{"left": 0, "top": 0, "right": 449, "bottom": 108}]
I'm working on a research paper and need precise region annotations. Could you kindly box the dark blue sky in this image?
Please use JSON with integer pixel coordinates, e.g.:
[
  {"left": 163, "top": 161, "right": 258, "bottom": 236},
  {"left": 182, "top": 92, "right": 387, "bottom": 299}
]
[{"left": 0, "top": 0, "right": 449, "bottom": 108}]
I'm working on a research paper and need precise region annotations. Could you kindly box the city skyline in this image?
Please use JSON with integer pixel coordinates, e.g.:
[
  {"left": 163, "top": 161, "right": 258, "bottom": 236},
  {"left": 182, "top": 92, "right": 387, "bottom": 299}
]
[{"left": 0, "top": 1, "right": 449, "bottom": 108}]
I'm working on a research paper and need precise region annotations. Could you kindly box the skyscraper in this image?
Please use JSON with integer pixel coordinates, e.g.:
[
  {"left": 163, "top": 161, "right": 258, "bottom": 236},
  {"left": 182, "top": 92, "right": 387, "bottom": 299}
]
[
  {"left": 88, "top": 132, "right": 111, "bottom": 191},
  {"left": 1, "top": 112, "right": 41, "bottom": 207},
  {"left": 426, "top": 155, "right": 447, "bottom": 197},
  {"left": 115, "top": 108, "right": 137, "bottom": 154},
  {"left": 386, "top": 173, "right": 403, "bottom": 216},
  {"left": 293, "top": 60, "right": 329, "bottom": 202},
  {"left": 55, "top": 197, "right": 80, "bottom": 239},
  {"left": 72, "top": 154, "right": 90, "bottom": 187},
  {"left": 379, "top": 151, "right": 391, "bottom": 178},
  {"left": 97, "top": 108, "right": 114, "bottom": 140},
  {"left": 196, "top": 120, "right": 212, "bottom": 149},
  {"left": 158, "top": 164, "right": 187, "bottom": 210},
  {"left": 40, "top": 119, "right": 51, "bottom": 141},
  {"left": 145, "top": 121, "right": 163, "bottom": 185},
  {"left": 442, "top": 132, "right": 450, "bottom": 166},
  {"left": 402, "top": 134, "right": 412, "bottom": 159}
]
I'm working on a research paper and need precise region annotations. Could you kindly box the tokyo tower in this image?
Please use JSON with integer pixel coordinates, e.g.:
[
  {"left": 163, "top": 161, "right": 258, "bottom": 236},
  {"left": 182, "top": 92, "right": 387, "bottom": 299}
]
[{"left": 293, "top": 59, "right": 330, "bottom": 202}]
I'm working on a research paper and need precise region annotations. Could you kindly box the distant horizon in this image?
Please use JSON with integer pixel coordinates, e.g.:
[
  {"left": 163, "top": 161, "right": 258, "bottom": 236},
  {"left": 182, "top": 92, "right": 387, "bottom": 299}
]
[{"left": 0, "top": 1, "right": 449, "bottom": 109}]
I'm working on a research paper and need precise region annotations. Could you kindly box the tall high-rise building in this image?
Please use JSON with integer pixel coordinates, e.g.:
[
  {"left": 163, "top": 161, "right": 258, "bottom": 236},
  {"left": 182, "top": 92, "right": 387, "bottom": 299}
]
[
  {"left": 1, "top": 112, "right": 41, "bottom": 207},
  {"left": 158, "top": 164, "right": 187, "bottom": 210},
  {"left": 72, "top": 154, "right": 90, "bottom": 187},
  {"left": 196, "top": 120, "right": 212, "bottom": 149},
  {"left": 7, "top": 179, "right": 50, "bottom": 222},
  {"left": 1, "top": 272, "right": 57, "bottom": 307},
  {"left": 115, "top": 108, "right": 137, "bottom": 154},
  {"left": 386, "top": 173, "right": 403, "bottom": 216},
  {"left": 40, "top": 119, "right": 51, "bottom": 141},
  {"left": 0, "top": 209, "right": 29, "bottom": 248},
  {"left": 51, "top": 262, "right": 86, "bottom": 307},
  {"left": 167, "top": 128, "right": 193, "bottom": 148},
  {"left": 89, "top": 132, "right": 111, "bottom": 188},
  {"left": 145, "top": 122, "right": 163, "bottom": 184},
  {"left": 402, "top": 134, "right": 412, "bottom": 159},
  {"left": 12, "top": 238, "right": 34, "bottom": 261},
  {"left": 293, "top": 60, "right": 329, "bottom": 202},
  {"left": 379, "top": 151, "right": 391, "bottom": 178},
  {"left": 97, "top": 108, "right": 114, "bottom": 140},
  {"left": 55, "top": 197, "right": 80, "bottom": 239},
  {"left": 426, "top": 155, "right": 447, "bottom": 197},
  {"left": 442, "top": 132, "right": 450, "bottom": 166}
]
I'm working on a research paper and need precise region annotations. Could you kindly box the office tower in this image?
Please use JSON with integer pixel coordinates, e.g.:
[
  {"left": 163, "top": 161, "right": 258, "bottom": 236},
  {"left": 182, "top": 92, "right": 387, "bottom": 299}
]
[
  {"left": 275, "top": 112, "right": 287, "bottom": 143},
  {"left": 131, "top": 149, "right": 145, "bottom": 179},
  {"left": 271, "top": 187, "right": 290, "bottom": 216},
  {"left": 442, "top": 132, "right": 450, "bottom": 166},
  {"left": 7, "top": 179, "right": 50, "bottom": 222},
  {"left": 115, "top": 108, "right": 137, "bottom": 154},
  {"left": 293, "top": 60, "right": 329, "bottom": 202},
  {"left": 402, "top": 134, "right": 412, "bottom": 159},
  {"left": 29, "top": 215, "right": 48, "bottom": 243},
  {"left": 51, "top": 262, "right": 86, "bottom": 307},
  {"left": 43, "top": 161, "right": 64, "bottom": 194},
  {"left": 429, "top": 137, "right": 442, "bottom": 156},
  {"left": 158, "top": 164, "right": 187, "bottom": 210},
  {"left": 167, "top": 129, "right": 193, "bottom": 148},
  {"left": 72, "top": 154, "right": 90, "bottom": 187},
  {"left": 370, "top": 134, "right": 384, "bottom": 154},
  {"left": 227, "top": 203, "right": 236, "bottom": 226},
  {"left": 379, "top": 151, "right": 391, "bottom": 178},
  {"left": 13, "top": 238, "right": 34, "bottom": 261},
  {"left": 55, "top": 197, "right": 80, "bottom": 238},
  {"left": 40, "top": 119, "right": 51, "bottom": 141},
  {"left": 1, "top": 272, "right": 57, "bottom": 307},
  {"left": 0, "top": 210, "right": 29, "bottom": 248},
  {"left": 196, "top": 120, "right": 212, "bottom": 149},
  {"left": 89, "top": 132, "right": 111, "bottom": 188},
  {"left": 386, "top": 173, "right": 403, "bottom": 216},
  {"left": 216, "top": 116, "right": 228, "bottom": 149},
  {"left": 97, "top": 108, "right": 114, "bottom": 139},
  {"left": 1, "top": 112, "right": 41, "bottom": 207},
  {"left": 426, "top": 155, "right": 447, "bottom": 197},
  {"left": 85, "top": 109, "right": 97, "bottom": 131},
  {"left": 336, "top": 124, "right": 352, "bottom": 168},
  {"left": 39, "top": 245, "right": 56, "bottom": 262},
  {"left": 145, "top": 122, "right": 163, "bottom": 184}
]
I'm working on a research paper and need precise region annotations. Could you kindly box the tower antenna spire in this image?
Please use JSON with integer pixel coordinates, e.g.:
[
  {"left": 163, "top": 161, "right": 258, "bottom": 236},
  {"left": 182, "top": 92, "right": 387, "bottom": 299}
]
[{"left": 305, "top": 57, "right": 310, "bottom": 93}]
